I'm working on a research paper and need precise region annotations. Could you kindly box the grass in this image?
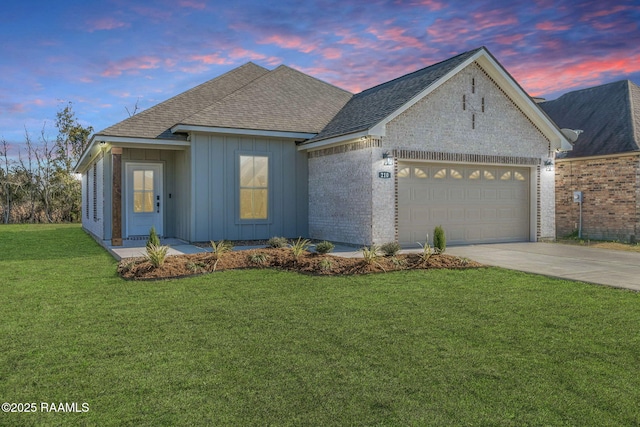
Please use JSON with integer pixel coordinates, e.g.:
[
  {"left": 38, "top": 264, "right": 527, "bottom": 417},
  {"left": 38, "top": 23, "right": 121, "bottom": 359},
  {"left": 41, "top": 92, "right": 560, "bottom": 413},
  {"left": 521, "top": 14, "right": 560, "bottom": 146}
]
[{"left": 1, "top": 224, "right": 640, "bottom": 425}]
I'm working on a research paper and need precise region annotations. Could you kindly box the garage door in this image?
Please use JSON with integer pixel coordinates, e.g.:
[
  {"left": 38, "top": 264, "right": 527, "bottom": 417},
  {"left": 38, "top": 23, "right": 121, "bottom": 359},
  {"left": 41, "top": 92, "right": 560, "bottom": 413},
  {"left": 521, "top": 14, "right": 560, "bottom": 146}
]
[{"left": 398, "top": 163, "right": 530, "bottom": 246}]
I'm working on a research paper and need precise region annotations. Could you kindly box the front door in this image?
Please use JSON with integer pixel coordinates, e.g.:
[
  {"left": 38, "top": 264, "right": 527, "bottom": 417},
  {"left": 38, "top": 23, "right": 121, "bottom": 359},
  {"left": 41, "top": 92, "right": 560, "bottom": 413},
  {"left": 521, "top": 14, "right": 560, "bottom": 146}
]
[{"left": 125, "top": 162, "right": 163, "bottom": 237}]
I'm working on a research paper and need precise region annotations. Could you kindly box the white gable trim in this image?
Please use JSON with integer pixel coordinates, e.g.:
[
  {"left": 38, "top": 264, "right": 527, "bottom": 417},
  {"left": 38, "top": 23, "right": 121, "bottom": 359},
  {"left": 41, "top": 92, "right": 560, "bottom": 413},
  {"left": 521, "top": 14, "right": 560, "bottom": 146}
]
[
  {"left": 172, "top": 124, "right": 316, "bottom": 141},
  {"left": 368, "top": 48, "right": 568, "bottom": 150}
]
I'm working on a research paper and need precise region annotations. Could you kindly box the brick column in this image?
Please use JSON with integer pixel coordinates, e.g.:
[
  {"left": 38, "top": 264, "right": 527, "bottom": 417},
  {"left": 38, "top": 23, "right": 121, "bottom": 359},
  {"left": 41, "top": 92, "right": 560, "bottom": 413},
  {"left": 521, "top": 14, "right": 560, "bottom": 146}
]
[{"left": 111, "top": 147, "right": 123, "bottom": 246}]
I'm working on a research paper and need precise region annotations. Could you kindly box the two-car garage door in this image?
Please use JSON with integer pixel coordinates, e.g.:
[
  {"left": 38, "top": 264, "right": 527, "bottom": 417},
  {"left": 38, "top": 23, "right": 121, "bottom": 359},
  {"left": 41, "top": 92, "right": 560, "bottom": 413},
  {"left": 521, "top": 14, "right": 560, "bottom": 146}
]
[{"left": 398, "top": 162, "right": 530, "bottom": 246}]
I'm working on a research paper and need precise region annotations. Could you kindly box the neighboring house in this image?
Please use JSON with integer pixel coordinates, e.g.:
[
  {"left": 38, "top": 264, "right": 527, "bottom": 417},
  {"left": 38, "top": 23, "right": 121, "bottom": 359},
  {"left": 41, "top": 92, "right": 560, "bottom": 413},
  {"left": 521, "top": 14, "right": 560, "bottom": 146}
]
[
  {"left": 75, "top": 47, "right": 569, "bottom": 247},
  {"left": 540, "top": 80, "right": 640, "bottom": 242}
]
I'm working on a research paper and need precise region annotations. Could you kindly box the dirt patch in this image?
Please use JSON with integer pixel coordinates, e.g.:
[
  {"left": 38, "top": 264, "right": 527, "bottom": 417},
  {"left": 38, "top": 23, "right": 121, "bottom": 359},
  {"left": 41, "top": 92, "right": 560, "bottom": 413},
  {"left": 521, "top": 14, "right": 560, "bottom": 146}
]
[
  {"left": 556, "top": 239, "right": 640, "bottom": 253},
  {"left": 118, "top": 248, "right": 482, "bottom": 280}
]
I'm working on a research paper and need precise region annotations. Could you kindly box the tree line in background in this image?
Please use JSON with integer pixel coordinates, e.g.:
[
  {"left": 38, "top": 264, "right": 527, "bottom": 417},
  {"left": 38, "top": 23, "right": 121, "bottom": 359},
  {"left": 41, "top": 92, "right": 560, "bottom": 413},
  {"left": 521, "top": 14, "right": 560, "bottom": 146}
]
[{"left": 0, "top": 103, "right": 93, "bottom": 224}]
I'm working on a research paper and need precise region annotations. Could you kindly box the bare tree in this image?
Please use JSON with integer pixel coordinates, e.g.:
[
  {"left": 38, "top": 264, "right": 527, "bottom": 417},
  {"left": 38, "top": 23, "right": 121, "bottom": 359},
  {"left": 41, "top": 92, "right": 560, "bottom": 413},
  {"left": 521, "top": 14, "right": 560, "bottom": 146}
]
[
  {"left": 0, "top": 138, "right": 14, "bottom": 223},
  {"left": 125, "top": 97, "right": 140, "bottom": 117}
]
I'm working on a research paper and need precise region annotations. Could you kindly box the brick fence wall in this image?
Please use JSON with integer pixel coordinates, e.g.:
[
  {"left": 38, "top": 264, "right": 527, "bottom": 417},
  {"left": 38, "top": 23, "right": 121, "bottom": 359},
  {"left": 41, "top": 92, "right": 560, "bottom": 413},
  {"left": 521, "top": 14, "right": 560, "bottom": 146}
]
[{"left": 555, "top": 154, "right": 640, "bottom": 242}]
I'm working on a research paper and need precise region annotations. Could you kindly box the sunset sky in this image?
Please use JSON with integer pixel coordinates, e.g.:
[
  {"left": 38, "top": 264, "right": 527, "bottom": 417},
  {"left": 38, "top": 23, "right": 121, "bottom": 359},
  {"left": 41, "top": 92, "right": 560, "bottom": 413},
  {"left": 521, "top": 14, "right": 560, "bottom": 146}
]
[{"left": 1, "top": 0, "right": 639, "bottom": 154}]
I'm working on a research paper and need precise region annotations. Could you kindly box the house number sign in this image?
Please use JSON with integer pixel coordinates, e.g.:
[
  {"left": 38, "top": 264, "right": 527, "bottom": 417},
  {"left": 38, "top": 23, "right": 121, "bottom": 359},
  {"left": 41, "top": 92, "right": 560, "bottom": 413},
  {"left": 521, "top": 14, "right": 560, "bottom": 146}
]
[{"left": 378, "top": 171, "right": 392, "bottom": 179}]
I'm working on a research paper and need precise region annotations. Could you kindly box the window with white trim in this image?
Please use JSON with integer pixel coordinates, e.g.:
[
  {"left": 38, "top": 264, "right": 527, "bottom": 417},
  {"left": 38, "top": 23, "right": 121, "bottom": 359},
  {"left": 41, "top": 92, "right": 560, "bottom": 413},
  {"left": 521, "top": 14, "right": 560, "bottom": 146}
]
[{"left": 239, "top": 155, "right": 268, "bottom": 220}]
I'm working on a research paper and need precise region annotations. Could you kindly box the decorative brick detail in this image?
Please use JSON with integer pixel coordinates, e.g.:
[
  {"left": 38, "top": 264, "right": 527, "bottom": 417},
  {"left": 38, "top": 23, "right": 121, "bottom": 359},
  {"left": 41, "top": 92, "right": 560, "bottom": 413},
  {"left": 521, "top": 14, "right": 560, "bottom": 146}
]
[
  {"left": 394, "top": 149, "right": 540, "bottom": 166},
  {"left": 308, "top": 137, "right": 382, "bottom": 158},
  {"left": 555, "top": 155, "right": 640, "bottom": 242},
  {"left": 476, "top": 64, "right": 549, "bottom": 142}
]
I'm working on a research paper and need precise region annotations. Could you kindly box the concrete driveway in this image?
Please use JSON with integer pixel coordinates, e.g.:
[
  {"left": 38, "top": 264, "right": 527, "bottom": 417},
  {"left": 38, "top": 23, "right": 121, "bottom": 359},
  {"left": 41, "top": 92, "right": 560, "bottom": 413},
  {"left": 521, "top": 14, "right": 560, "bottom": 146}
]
[{"left": 446, "top": 242, "right": 640, "bottom": 291}]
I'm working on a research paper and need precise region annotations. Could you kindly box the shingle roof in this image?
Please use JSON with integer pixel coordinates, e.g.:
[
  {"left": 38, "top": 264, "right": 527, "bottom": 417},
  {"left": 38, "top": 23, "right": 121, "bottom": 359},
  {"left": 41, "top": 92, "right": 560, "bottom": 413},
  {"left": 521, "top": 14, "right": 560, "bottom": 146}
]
[
  {"left": 540, "top": 80, "right": 640, "bottom": 158},
  {"left": 181, "top": 65, "right": 352, "bottom": 134},
  {"left": 305, "top": 47, "right": 484, "bottom": 143},
  {"left": 96, "top": 62, "right": 270, "bottom": 140}
]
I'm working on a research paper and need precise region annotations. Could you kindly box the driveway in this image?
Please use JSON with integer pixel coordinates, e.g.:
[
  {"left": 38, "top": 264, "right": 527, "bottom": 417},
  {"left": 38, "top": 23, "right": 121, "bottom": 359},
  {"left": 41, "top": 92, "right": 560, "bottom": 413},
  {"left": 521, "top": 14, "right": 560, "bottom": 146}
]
[{"left": 446, "top": 242, "right": 640, "bottom": 291}]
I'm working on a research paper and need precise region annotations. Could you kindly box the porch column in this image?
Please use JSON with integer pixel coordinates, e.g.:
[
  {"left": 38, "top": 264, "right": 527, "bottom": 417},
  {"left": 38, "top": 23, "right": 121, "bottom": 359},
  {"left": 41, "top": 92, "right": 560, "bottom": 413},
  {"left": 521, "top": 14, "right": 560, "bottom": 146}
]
[{"left": 111, "top": 147, "right": 123, "bottom": 246}]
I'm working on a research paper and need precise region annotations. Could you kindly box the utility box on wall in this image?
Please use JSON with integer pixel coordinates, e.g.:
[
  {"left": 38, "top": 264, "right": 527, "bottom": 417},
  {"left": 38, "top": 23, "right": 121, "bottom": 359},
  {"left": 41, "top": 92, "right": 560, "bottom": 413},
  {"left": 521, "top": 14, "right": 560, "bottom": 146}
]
[{"left": 573, "top": 191, "right": 583, "bottom": 203}]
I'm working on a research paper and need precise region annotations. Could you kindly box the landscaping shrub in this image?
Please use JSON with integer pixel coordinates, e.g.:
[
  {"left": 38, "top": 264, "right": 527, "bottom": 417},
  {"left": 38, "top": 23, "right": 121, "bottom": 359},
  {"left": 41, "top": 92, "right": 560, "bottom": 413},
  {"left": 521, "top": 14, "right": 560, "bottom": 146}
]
[
  {"left": 146, "top": 226, "right": 160, "bottom": 249},
  {"left": 247, "top": 252, "right": 270, "bottom": 266},
  {"left": 416, "top": 237, "right": 433, "bottom": 264},
  {"left": 434, "top": 226, "right": 446, "bottom": 253},
  {"left": 210, "top": 240, "right": 233, "bottom": 271},
  {"left": 267, "top": 236, "right": 289, "bottom": 248},
  {"left": 315, "top": 240, "right": 334, "bottom": 254},
  {"left": 380, "top": 242, "right": 401, "bottom": 257},
  {"left": 145, "top": 244, "right": 168, "bottom": 268},
  {"left": 290, "top": 237, "right": 311, "bottom": 260},
  {"left": 361, "top": 245, "right": 385, "bottom": 271},
  {"left": 318, "top": 258, "right": 333, "bottom": 271}
]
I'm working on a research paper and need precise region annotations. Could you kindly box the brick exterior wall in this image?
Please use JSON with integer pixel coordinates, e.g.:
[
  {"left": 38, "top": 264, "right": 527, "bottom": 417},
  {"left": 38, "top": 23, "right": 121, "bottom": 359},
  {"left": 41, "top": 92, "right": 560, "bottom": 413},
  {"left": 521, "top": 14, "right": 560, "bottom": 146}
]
[
  {"left": 555, "top": 155, "right": 640, "bottom": 242},
  {"left": 307, "top": 61, "right": 555, "bottom": 245},
  {"left": 308, "top": 142, "right": 376, "bottom": 246}
]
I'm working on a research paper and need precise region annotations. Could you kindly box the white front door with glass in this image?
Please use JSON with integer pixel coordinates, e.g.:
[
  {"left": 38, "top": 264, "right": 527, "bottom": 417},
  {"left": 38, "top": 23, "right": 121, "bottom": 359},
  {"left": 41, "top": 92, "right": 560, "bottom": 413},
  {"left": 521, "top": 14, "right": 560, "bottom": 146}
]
[{"left": 125, "top": 163, "right": 163, "bottom": 237}]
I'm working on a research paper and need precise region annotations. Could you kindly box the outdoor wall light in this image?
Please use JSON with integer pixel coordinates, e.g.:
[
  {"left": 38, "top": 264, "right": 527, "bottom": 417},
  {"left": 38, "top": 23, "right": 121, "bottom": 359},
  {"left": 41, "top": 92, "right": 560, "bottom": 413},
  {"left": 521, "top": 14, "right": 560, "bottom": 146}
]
[
  {"left": 383, "top": 151, "right": 394, "bottom": 165},
  {"left": 99, "top": 141, "right": 107, "bottom": 148},
  {"left": 544, "top": 158, "right": 554, "bottom": 171}
]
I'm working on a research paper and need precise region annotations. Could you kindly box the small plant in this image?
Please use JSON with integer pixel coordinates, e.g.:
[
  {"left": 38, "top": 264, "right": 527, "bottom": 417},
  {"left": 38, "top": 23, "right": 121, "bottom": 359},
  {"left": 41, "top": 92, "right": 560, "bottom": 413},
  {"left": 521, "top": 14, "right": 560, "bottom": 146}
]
[
  {"left": 416, "top": 236, "right": 433, "bottom": 264},
  {"left": 119, "top": 260, "right": 137, "bottom": 273},
  {"left": 210, "top": 240, "right": 233, "bottom": 271},
  {"left": 145, "top": 243, "right": 168, "bottom": 268},
  {"left": 187, "top": 261, "right": 207, "bottom": 273},
  {"left": 267, "top": 236, "right": 289, "bottom": 248},
  {"left": 361, "top": 245, "right": 385, "bottom": 272},
  {"left": 247, "top": 252, "right": 270, "bottom": 266},
  {"left": 318, "top": 258, "right": 333, "bottom": 271},
  {"left": 290, "top": 237, "right": 311, "bottom": 260},
  {"left": 380, "top": 242, "right": 401, "bottom": 257},
  {"left": 433, "top": 226, "right": 446, "bottom": 253},
  {"left": 315, "top": 240, "right": 335, "bottom": 254},
  {"left": 146, "top": 226, "right": 160, "bottom": 249},
  {"left": 390, "top": 256, "right": 407, "bottom": 268},
  {"left": 456, "top": 256, "right": 470, "bottom": 266}
]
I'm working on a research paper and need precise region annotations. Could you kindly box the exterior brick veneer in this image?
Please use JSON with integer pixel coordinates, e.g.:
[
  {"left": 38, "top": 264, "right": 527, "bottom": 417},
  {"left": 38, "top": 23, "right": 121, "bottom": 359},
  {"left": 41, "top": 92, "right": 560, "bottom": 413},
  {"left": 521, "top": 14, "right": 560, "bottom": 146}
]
[{"left": 555, "top": 154, "right": 640, "bottom": 242}]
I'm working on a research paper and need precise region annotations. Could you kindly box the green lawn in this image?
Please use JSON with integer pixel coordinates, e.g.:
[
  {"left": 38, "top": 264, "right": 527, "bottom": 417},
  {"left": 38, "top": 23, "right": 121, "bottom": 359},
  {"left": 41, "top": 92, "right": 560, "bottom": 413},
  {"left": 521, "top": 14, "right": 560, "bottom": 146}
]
[{"left": 1, "top": 224, "right": 639, "bottom": 426}]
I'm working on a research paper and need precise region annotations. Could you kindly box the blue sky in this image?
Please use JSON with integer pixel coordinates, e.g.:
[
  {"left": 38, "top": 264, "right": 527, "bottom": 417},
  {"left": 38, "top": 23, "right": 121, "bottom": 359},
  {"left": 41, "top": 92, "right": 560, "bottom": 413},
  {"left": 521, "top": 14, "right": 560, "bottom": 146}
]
[{"left": 1, "top": 0, "right": 639, "bottom": 154}]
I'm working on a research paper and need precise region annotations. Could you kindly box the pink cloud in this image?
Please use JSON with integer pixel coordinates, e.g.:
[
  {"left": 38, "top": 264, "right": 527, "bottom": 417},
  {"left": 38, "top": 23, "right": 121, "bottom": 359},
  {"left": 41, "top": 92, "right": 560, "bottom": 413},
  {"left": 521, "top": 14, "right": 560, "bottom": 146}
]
[
  {"left": 581, "top": 5, "right": 638, "bottom": 21},
  {"left": 335, "top": 29, "right": 378, "bottom": 50},
  {"left": 86, "top": 17, "right": 129, "bottom": 32},
  {"left": 415, "top": 0, "right": 446, "bottom": 11},
  {"left": 511, "top": 52, "right": 640, "bottom": 97},
  {"left": 101, "top": 56, "right": 163, "bottom": 77},
  {"left": 130, "top": 6, "right": 172, "bottom": 21},
  {"left": 366, "top": 26, "right": 424, "bottom": 50},
  {"left": 190, "top": 54, "right": 230, "bottom": 65},
  {"left": 471, "top": 10, "right": 519, "bottom": 31},
  {"left": 427, "top": 18, "right": 474, "bottom": 44},
  {"left": 495, "top": 33, "right": 525, "bottom": 45},
  {"left": 258, "top": 34, "right": 318, "bottom": 54},
  {"left": 321, "top": 47, "right": 342, "bottom": 60},
  {"left": 179, "top": 0, "right": 206, "bottom": 9},
  {"left": 228, "top": 48, "right": 281, "bottom": 66},
  {"left": 535, "top": 21, "right": 571, "bottom": 31}
]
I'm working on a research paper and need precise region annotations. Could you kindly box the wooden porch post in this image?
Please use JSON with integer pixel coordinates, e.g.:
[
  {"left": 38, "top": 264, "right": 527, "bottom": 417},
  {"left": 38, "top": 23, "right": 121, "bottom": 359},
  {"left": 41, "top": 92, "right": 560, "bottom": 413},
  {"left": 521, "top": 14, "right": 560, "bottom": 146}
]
[{"left": 111, "top": 147, "right": 123, "bottom": 246}]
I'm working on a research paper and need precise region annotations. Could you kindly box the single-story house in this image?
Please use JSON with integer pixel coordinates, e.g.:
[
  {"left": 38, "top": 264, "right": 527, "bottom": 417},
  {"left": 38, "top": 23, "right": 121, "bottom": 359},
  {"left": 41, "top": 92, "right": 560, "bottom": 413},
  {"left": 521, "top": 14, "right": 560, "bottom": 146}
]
[
  {"left": 540, "top": 80, "right": 640, "bottom": 242},
  {"left": 74, "top": 47, "right": 570, "bottom": 247}
]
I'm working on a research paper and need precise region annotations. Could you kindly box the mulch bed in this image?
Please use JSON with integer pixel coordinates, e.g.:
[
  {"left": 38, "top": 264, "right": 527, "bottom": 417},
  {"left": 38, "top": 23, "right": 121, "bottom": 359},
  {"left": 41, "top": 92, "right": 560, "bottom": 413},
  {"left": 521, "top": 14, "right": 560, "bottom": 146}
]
[{"left": 118, "top": 248, "right": 482, "bottom": 280}]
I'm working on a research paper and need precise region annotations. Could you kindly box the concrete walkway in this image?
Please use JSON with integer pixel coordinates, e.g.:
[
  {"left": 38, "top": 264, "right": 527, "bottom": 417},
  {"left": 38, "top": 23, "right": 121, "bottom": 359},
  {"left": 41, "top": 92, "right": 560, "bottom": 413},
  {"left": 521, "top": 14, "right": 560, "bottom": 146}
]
[
  {"left": 106, "top": 239, "right": 640, "bottom": 291},
  {"left": 446, "top": 242, "right": 640, "bottom": 291}
]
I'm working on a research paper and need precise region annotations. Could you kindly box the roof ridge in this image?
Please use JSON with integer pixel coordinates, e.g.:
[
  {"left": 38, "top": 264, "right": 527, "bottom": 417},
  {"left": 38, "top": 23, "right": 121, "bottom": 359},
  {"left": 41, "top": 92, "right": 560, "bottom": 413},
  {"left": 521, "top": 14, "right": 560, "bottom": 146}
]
[
  {"left": 97, "top": 62, "right": 269, "bottom": 135},
  {"left": 355, "top": 47, "right": 484, "bottom": 95},
  {"left": 274, "top": 64, "right": 353, "bottom": 96}
]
